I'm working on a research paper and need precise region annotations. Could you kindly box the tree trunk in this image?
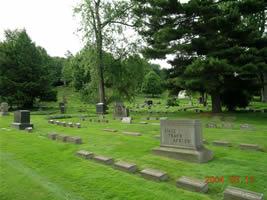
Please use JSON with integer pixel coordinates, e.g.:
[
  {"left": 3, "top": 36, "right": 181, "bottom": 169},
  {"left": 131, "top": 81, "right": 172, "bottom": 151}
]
[
  {"left": 211, "top": 92, "right": 222, "bottom": 113},
  {"left": 261, "top": 72, "right": 267, "bottom": 102},
  {"left": 95, "top": 1, "right": 106, "bottom": 105}
]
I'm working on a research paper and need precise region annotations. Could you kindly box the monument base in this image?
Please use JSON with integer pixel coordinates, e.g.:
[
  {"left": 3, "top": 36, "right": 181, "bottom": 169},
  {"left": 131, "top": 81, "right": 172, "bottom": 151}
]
[
  {"left": 11, "top": 123, "right": 33, "bottom": 130},
  {"left": 152, "top": 146, "right": 213, "bottom": 163},
  {"left": 0, "top": 112, "right": 9, "bottom": 116}
]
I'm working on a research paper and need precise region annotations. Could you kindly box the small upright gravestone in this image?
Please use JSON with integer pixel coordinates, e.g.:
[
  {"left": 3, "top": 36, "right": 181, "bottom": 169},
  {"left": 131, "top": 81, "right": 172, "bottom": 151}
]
[
  {"left": 96, "top": 102, "right": 106, "bottom": 114},
  {"left": 121, "top": 117, "right": 132, "bottom": 124},
  {"left": 11, "top": 110, "right": 33, "bottom": 130},
  {"left": 0, "top": 102, "right": 9, "bottom": 116},
  {"left": 59, "top": 102, "right": 66, "bottom": 114},
  {"left": 152, "top": 119, "right": 213, "bottom": 163},
  {"left": 113, "top": 102, "right": 129, "bottom": 118}
]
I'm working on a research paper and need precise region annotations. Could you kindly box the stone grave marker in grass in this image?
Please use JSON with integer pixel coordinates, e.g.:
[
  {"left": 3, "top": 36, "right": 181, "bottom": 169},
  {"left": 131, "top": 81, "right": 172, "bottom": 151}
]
[
  {"left": 176, "top": 176, "right": 208, "bottom": 193},
  {"left": 240, "top": 124, "right": 255, "bottom": 131},
  {"left": 206, "top": 122, "right": 217, "bottom": 128},
  {"left": 76, "top": 150, "right": 94, "bottom": 159},
  {"left": 223, "top": 186, "right": 264, "bottom": 200},
  {"left": 122, "top": 131, "right": 142, "bottom": 136},
  {"left": 103, "top": 128, "right": 117, "bottom": 132},
  {"left": 212, "top": 140, "right": 232, "bottom": 147},
  {"left": 0, "top": 102, "right": 9, "bottom": 116},
  {"left": 153, "top": 119, "right": 213, "bottom": 163},
  {"left": 239, "top": 143, "right": 262, "bottom": 151},
  {"left": 93, "top": 155, "right": 114, "bottom": 165},
  {"left": 121, "top": 117, "right": 132, "bottom": 124},
  {"left": 48, "top": 132, "right": 58, "bottom": 140},
  {"left": 114, "top": 161, "right": 137, "bottom": 173},
  {"left": 140, "top": 168, "right": 168, "bottom": 182}
]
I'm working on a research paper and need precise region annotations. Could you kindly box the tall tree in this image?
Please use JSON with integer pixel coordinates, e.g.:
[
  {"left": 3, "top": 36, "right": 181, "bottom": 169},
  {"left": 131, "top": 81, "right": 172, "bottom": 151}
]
[
  {"left": 133, "top": 0, "right": 266, "bottom": 112},
  {"left": 75, "top": 0, "right": 136, "bottom": 108},
  {"left": 0, "top": 29, "right": 57, "bottom": 108}
]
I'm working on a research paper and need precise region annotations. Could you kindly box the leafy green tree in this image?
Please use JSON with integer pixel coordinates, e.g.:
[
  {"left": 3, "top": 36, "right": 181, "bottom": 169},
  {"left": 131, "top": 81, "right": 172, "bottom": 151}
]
[
  {"left": 0, "top": 29, "right": 57, "bottom": 108},
  {"left": 142, "top": 71, "right": 162, "bottom": 97},
  {"left": 75, "top": 0, "right": 136, "bottom": 108}
]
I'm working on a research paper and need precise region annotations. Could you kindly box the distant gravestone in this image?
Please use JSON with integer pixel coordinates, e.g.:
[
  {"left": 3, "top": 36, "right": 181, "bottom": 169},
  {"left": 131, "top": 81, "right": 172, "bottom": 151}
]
[
  {"left": 114, "top": 102, "right": 129, "bottom": 118},
  {"left": 152, "top": 119, "right": 213, "bottom": 163},
  {"left": 240, "top": 124, "right": 255, "bottom": 131},
  {"left": 206, "top": 122, "right": 217, "bottom": 128},
  {"left": 59, "top": 102, "right": 66, "bottom": 114},
  {"left": 96, "top": 102, "right": 106, "bottom": 114},
  {"left": 11, "top": 110, "right": 33, "bottom": 130},
  {"left": 0, "top": 102, "right": 9, "bottom": 116},
  {"left": 222, "top": 122, "right": 234, "bottom": 129},
  {"left": 121, "top": 117, "right": 132, "bottom": 124}
]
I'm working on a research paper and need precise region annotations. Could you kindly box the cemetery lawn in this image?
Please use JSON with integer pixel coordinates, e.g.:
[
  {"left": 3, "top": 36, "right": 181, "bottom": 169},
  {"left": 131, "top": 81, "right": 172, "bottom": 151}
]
[{"left": 1, "top": 89, "right": 267, "bottom": 200}]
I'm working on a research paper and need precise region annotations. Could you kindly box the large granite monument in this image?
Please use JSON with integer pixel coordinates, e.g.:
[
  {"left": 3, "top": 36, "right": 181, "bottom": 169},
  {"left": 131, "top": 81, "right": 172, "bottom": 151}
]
[
  {"left": 152, "top": 119, "right": 213, "bottom": 163},
  {"left": 0, "top": 102, "right": 9, "bottom": 116},
  {"left": 113, "top": 102, "right": 129, "bottom": 118},
  {"left": 11, "top": 110, "right": 33, "bottom": 130}
]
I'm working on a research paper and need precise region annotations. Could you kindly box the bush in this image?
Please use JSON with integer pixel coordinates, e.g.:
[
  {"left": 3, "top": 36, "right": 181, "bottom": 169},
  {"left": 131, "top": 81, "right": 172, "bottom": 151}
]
[{"left": 166, "top": 97, "right": 179, "bottom": 106}]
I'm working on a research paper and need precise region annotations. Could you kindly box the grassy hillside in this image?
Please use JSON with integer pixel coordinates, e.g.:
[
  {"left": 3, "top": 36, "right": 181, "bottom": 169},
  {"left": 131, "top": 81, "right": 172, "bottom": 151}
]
[{"left": 1, "top": 87, "right": 267, "bottom": 200}]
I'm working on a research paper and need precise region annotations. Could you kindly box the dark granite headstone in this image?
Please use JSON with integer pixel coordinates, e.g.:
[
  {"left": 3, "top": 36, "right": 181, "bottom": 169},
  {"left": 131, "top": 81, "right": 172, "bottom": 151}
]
[
  {"left": 96, "top": 102, "right": 106, "bottom": 114},
  {"left": 11, "top": 110, "right": 33, "bottom": 130}
]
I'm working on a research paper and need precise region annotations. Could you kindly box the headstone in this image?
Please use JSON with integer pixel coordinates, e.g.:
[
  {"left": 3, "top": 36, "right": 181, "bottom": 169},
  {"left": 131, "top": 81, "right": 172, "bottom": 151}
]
[
  {"left": 103, "top": 128, "right": 117, "bottom": 132},
  {"left": 113, "top": 102, "right": 129, "bottom": 118},
  {"left": 48, "top": 132, "right": 58, "bottom": 140},
  {"left": 55, "top": 120, "right": 60, "bottom": 125},
  {"left": 96, "top": 102, "right": 106, "bottom": 114},
  {"left": 75, "top": 123, "right": 81, "bottom": 128},
  {"left": 59, "top": 102, "right": 66, "bottom": 114},
  {"left": 240, "top": 124, "right": 255, "bottom": 131},
  {"left": 140, "top": 168, "right": 168, "bottom": 181},
  {"left": 11, "top": 110, "right": 33, "bottom": 130},
  {"left": 93, "top": 155, "right": 114, "bottom": 165},
  {"left": 68, "top": 122, "right": 74, "bottom": 127},
  {"left": 76, "top": 150, "right": 94, "bottom": 159},
  {"left": 122, "top": 131, "right": 141, "bottom": 136},
  {"left": 223, "top": 186, "right": 263, "bottom": 200},
  {"left": 0, "top": 102, "right": 9, "bottom": 116},
  {"left": 114, "top": 161, "right": 137, "bottom": 173},
  {"left": 176, "top": 176, "right": 208, "bottom": 193},
  {"left": 222, "top": 122, "right": 234, "bottom": 129},
  {"left": 67, "top": 136, "right": 82, "bottom": 144},
  {"left": 139, "top": 121, "right": 148, "bottom": 124},
  {"left": 48, "top": 119, "right": 54, "bottom": 124},
  {"left": 212, "top": 140, "right": 231, "bottom": 147},
  {"left": 25, "top": 127, "right": 33, "bottom": 133},
  {"left": 62, "top": 122, "right": 66, "bottom": 127},
  {"left": 239, "top": 143, "right": 261, "bottom": 151},
  {"left": 121, "top": 117, "right": 132, "bottom": 124},
  {"left": 206, "top": 122, "right": 217, "bottom": 128},
  {"left": 152, "top": 119, "right": 213, "bottom": 163},
  {"left": 56, "top": 134, "right": 69, "bottom": 142}
]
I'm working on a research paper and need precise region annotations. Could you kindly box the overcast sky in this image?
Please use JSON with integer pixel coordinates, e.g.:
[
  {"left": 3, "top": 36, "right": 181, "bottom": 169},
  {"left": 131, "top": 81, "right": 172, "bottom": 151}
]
[{"left": 0, "top": 0, "right": 188, "bottom": 68}]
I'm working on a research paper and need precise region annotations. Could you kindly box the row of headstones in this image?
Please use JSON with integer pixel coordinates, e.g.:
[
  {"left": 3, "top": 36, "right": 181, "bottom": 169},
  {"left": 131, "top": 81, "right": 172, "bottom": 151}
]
[
  {"left": 48, "top": 133, "right": 82, "bottom": 144},
  {"left": 205, "top": 140, "right": 264, "bottom": 151},
  {"left": 206, "top": 122, "right": 255, "bottom": 130},
  {"left": 76, "top": 150, "right": 264, "bottom": 200},
  {"left": 48, "top": 120, "right": 81, "bottom": 128},
  {"left": 89, "top": 118, "right": 109, "bottom": 123}
]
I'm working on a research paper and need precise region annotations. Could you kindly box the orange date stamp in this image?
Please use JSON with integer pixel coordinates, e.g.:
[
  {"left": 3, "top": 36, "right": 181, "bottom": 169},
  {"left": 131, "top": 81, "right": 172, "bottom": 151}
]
[{"left": 205, "top": 176, "right": 254, "bottom": 184}]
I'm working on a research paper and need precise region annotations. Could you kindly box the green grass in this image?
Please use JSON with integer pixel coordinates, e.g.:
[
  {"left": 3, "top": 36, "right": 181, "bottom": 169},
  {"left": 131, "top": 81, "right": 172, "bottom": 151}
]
[{"left": 1, "top": 87, "right": 267, "bottom": 200}]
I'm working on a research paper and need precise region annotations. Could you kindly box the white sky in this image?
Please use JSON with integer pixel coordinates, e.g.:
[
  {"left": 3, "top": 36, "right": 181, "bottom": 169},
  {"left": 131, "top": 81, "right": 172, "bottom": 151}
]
[{"left": 0, "top": 0, "right": 188, "bottom": 68}]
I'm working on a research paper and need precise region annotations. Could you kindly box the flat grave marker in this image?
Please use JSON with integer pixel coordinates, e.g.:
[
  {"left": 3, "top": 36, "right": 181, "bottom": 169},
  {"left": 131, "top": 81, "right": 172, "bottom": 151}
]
[
  {"left": 176, "top": 176, "right": 208, "bottom": 193},
  {"left": 114, "top": 161, "right": 137, "bottom": 173},
  {"left": 223, "top": 186, "right": 264, "bottom": 200},
  {"left": 140, "top": 168, "right": 168, "bottom": 182}
]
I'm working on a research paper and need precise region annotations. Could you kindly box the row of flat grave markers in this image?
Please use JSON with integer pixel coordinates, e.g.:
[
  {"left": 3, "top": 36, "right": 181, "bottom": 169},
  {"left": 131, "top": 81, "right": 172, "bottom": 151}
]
[
  {"left": 48, "top": 132, "right": 82, "bottom": 144},
  {"left": 48, "top": 120, "right": 81, "bottom": 128},
  {"left": 89, "top": 118, "right": 109, "bottom": 123},
  {"left": 206, "top": 122, "right": 255, "bottom": 130},
  {"left": 75, "top": 150, "right": 264, "bottom": 200}
]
